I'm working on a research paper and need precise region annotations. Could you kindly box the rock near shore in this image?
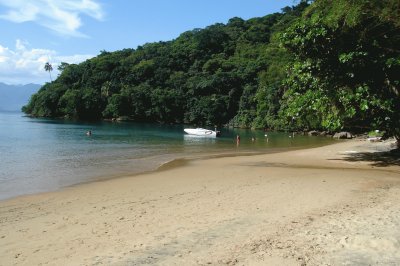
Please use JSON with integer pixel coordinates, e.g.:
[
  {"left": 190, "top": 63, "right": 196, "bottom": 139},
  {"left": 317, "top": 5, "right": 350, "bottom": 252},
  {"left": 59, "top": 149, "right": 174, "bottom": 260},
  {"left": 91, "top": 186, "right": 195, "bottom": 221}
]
[{"left": 333, "top": 132, "right": 353, "bottom": 139}]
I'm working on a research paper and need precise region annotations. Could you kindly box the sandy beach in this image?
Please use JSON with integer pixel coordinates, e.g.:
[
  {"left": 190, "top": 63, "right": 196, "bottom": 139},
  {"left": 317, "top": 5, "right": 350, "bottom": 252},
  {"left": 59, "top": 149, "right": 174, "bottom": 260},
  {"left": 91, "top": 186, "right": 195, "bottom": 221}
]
[{"left": 1, "top": 139, "right": 399, "bottom": 266}]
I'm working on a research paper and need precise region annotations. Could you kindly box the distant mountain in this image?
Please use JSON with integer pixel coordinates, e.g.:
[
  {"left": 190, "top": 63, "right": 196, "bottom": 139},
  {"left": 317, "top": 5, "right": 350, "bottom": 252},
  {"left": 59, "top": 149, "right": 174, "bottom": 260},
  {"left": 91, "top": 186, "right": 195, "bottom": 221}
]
[{"left": 0, "top": 82, "right": 41, "bottom": 112}]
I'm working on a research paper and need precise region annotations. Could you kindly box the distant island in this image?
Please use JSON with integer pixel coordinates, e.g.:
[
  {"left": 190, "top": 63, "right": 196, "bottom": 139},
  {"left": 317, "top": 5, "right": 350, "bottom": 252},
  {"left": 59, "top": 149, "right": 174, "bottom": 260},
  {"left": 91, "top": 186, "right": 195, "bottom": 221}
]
[
  {"left": 22, "top": 0, "right": 399, "bottom": 142},
  {"left": 0, "top": 83, "right": 41, "bottom": 112}
]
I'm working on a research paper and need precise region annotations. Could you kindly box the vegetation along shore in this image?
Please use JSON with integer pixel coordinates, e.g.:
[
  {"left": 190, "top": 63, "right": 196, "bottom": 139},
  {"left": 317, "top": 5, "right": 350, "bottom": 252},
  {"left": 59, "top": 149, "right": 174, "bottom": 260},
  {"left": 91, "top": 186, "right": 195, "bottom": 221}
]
[{"left": 22, "top": 0, "right": 399, "bottom": 143}]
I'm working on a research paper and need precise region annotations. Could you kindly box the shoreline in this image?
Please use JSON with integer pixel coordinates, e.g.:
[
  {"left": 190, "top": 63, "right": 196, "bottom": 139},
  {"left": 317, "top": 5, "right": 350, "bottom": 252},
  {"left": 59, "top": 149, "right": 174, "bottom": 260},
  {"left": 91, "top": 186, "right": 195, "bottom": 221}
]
[
  {"left": 1, "top": 139, "right": 399, "bottom": 265},
  {"left": 0, "top": 141, "right": 335, "bottom": 202}
]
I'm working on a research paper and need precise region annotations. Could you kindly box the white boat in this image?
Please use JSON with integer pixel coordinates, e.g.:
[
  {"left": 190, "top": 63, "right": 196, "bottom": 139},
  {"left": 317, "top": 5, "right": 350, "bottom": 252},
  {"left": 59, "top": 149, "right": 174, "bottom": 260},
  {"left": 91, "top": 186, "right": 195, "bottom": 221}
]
[{"left": 184, "top": 128, "right": 220, "bottom": 137}]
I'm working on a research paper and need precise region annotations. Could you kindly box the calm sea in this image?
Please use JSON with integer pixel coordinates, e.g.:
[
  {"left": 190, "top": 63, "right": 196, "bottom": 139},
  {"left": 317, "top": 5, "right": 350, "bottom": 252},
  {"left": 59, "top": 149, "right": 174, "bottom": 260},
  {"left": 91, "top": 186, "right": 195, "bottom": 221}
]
[{"left": 0, "top": 111, "right": 334, "bottom": 200}]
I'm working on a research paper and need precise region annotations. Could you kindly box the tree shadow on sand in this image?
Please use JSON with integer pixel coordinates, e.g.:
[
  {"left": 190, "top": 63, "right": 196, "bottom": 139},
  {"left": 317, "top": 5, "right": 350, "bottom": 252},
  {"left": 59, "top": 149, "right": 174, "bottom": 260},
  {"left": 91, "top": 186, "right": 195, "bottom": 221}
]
[{"left": 339, "top": 149, "right": 400, "bottom": 167}]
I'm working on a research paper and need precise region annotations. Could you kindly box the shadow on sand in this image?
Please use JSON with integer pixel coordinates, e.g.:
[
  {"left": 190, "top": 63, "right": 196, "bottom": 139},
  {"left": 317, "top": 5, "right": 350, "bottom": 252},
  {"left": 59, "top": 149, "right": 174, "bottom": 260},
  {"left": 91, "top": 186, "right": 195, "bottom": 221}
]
[{"left": 339, "top": 148, "right": 400, "bottom": 167}]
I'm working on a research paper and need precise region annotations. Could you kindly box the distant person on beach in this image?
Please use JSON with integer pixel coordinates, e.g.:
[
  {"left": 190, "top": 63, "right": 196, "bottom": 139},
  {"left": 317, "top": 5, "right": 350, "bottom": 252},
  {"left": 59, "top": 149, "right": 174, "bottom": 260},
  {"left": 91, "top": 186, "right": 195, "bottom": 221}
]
[{"left": 236, "top": 135, "right": 240, "bottom": 146}]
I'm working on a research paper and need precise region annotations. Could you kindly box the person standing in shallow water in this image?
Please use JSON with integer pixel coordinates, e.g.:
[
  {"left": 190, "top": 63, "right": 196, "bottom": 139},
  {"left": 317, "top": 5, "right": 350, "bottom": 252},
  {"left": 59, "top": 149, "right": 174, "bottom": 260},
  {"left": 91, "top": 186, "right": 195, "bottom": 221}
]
[{"left": 236, "top": 135, "right": 240, "bottom": 146}]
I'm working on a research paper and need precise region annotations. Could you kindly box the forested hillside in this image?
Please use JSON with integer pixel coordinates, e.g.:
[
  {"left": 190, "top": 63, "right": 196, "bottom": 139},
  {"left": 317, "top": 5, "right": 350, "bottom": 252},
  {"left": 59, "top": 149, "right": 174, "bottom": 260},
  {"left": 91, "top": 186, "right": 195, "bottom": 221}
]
[
  {"left": 280, "top": 0, "right": 400, "bottom": 139},
  {"left": 23, "top": 0, "right": 400, "bottom": 140}
]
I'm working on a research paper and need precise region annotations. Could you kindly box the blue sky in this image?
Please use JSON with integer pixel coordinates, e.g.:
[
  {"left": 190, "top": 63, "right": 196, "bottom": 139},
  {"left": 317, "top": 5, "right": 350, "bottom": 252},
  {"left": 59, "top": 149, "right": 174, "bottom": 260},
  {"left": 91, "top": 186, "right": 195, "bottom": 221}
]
[{"left": 0, "top": 0, "right": 297, "bottom": 84}]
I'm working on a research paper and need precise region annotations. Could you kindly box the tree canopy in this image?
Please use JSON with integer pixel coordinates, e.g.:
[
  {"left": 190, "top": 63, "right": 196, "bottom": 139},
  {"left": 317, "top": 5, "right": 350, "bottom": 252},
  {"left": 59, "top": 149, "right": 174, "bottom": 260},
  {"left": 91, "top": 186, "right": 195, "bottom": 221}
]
[
  {"left": 279, "top": 0, "right": 400, "bottom": 139},
  {"left": 23, "top": 0, "right": 400, "bottom": 140}
]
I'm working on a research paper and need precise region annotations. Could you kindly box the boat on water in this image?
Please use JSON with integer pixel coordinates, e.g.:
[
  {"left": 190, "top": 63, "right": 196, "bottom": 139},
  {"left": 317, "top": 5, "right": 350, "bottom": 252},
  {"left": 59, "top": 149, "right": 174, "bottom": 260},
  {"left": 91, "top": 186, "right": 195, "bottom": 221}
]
[{"left": 184, "top": 128, "right": 220, "bottom": 137}]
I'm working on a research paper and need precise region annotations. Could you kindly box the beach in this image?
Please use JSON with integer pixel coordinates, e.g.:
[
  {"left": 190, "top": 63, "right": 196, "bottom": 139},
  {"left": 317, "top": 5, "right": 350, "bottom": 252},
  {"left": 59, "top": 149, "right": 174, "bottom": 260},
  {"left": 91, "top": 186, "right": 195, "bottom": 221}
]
[{"left": 0, "top": 139, "right": 399, "bottom": 265}]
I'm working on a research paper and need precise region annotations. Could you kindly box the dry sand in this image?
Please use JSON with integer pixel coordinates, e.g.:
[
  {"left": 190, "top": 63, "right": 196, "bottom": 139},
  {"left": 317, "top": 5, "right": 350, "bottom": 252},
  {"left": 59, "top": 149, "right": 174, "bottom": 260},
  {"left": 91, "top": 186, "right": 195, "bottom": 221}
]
[{"left": 0, "top": 139, "right": 399, "bottom": 266}]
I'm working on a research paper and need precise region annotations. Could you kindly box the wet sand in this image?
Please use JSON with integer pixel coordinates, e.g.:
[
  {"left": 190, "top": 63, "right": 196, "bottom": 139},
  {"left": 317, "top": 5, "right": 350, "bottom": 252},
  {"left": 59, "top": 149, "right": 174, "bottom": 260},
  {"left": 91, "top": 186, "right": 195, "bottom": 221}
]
[{"left": 0, "top": 139, "right": 399, "bottom": 265}]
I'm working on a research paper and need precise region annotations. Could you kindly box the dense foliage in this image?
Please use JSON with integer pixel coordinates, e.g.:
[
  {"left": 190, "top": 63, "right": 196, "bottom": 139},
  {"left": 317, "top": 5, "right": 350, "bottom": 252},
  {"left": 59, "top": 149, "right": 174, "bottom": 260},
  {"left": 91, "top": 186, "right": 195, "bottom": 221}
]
[
  {"left": 22, "top": 2, "right": 307, "bottom": 127},
  {"left": 23, "top": 0, "right": 400, "bottom": 140},
  {"left": 279, "top": 0, "right": 400, "bottom": 139}
]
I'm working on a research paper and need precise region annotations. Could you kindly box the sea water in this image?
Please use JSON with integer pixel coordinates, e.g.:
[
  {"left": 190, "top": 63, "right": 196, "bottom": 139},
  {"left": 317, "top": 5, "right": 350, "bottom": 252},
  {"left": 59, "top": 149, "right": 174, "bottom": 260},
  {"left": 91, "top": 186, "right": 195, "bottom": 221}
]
[{"left": 0, "top": 111, "right": 334, "bottom": 200}]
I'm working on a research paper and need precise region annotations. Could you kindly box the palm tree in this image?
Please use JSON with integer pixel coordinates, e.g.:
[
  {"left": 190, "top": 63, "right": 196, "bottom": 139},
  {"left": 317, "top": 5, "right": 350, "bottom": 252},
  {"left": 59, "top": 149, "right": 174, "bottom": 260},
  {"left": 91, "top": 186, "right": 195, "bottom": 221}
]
[{"left": 44, "top": 62, "right": 53, "bottom": 82}]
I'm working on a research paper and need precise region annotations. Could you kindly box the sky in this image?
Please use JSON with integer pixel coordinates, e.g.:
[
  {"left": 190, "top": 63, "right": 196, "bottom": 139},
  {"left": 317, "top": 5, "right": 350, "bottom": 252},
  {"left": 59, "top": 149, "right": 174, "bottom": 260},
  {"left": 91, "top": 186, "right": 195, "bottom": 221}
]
[{"left": 0, "top": 0, "right": 298, "bottom": 85}]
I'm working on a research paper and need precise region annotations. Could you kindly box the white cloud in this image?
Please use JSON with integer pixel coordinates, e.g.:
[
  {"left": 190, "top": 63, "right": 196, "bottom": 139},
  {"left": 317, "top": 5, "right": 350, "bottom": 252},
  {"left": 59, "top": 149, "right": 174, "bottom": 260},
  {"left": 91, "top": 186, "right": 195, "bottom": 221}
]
[
  {"left": 0, "top": 39, "right": 93, "bottom": 84},
  {"left": 0, "top": 0, "right": 104, "bottom": 37}
]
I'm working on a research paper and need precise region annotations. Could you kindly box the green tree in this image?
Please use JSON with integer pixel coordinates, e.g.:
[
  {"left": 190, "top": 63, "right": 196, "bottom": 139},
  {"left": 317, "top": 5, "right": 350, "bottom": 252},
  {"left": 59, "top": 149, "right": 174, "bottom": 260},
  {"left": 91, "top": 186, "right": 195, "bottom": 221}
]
[
  {"left": 57, "top": 62, "right": 69, "bottom": 73},
  {"left": 44, "top": 62, "right": 53, "bottom": 82},
  {"left": 279, "top": 0, "right": 400, "bottom": 140},
  {"left": 103, "top": 94, "right": 130, "bottom": 118}
]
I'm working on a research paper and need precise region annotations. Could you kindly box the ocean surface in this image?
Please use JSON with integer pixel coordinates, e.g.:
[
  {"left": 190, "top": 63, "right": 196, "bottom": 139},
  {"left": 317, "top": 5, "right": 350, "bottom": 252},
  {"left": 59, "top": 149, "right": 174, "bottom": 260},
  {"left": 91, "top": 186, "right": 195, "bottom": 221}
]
[{"left": 0, "top": 111, "right": 335, "bottom": 200}]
